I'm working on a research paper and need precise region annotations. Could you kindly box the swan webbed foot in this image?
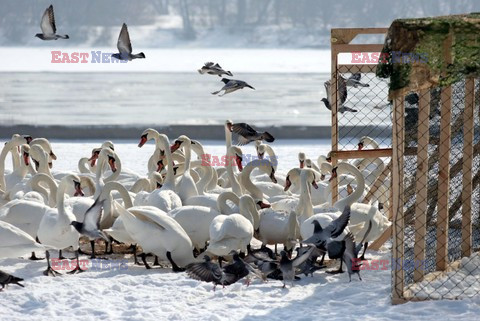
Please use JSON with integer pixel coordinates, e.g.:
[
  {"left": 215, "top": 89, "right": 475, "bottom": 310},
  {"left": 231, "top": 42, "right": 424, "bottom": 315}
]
[
  {"left": 167, "top": 251, "right": 185, "bottom": 272},
  {"left": 153, "top": 256, "right": 160, "bottom": 266},
  {"left": 43, "top": 266, "right": 61, "bottom": 277},
  {"left": 140, "top": 253, "right": 152, "bottom": 269},
  {"left": 67, "top": 266, "right": 86, "bottom": 274},
  {"left": 29, "top": 252, "right": 43, "bottom": 261}
]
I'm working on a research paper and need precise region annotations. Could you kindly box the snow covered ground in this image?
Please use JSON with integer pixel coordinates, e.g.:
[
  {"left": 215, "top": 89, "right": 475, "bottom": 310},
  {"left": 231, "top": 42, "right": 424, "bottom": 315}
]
[{"left": 1, "top": 140, "right": 480, "bottom": 320}]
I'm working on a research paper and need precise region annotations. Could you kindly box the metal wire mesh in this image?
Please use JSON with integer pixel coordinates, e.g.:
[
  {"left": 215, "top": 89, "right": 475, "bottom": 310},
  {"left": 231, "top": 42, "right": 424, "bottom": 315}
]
[{"left": 393, "top": 78, "right": 480, "bottom": 301}]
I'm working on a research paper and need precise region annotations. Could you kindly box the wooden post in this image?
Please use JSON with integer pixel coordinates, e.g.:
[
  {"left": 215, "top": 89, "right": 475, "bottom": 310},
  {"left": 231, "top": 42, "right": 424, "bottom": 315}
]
[
  {"left": 436, "top": 33, "right": 453, "bottom": 271},
  {"left": 413, "top": 88, "right": 430, "bottom": 282},
  {"left": 391, "top": 94, "right": 405, "bottom": 303},
  {"left": 461, "top": 78, "right": 475, "bottom": 257},
  {"left": 330, "top": 34, "right": 339, "bottom": 205}
]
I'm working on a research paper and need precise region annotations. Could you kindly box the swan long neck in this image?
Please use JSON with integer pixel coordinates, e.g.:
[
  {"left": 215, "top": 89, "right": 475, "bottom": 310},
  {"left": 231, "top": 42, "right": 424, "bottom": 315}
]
[
  {"left": 183, "top": 139, "right": 192, "bottom": 173},
  {"left": 159, "top": 135, "right": 176, "bottom": 189},
  {"left": 31, "top": 173, "right": 58, "bottom": 207},
  {"left": 101, "top": 181, "right": 133, "bottom": 209},
  {"left": 191, "top": 160, "right": 212, "bottom": 195},
  {"left": 216, "top": 191, "right": 240, "bottom": 213},
  {"left": 225, "top": 124, "right": 232, "bottom": 155},
  {"left": 296, "top": 171, "right": 314, "bottom": 222},
  {"left": 78, "top": 158, "right": 92, "bottom": 174},
  {"left": 240, "top": 160, "right": 266, "bottom": 201},
  {"left": 11, "top": 147, "right": 20, "bottom": 170},
  {"left": 265, "top": 145, "right": 277, "bottom": 171},
  {"left": 56, "top": 180, "right": 70, "bottom": 219},
  {"left": 239, "top": 197, "right": 255, "bottom": 227},
  {"left": 365, "top": 158, "right": 385, "bottom": 187},
  {"left": 130, "top": 178, "right": 151, "bottom": 193},
  {"left": 333, "top": 163, "right": 365, "bottom": 210}
]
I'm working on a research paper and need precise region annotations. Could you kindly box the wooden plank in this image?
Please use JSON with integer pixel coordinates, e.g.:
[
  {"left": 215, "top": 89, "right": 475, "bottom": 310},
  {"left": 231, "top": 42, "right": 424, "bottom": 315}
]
[
  {"left": 461, "top": 78, "right": 475, "bottom": 257},
  {"left": 338, "top": 64, "right": 377, "bottom": 73},
  {"left": 331, "top": 30, "right": 339, "bottom": 205},
  {"left": 391, "top": 94, "right": 405, "bottom": 303},
  {"left": 413, "top": 88, "right": 430, "bottom": 282},
  {"left": 436, "top": 33, "right": 453, "bottom": 271},
  {"left": 334, "top": 44, "right": 385, "bottom": 54},
  {"left": 436, "top": 85, "right": 452, "bottom": 271},
  {"left": 362, "top": 160, "right": 392, "bottom": 204}
]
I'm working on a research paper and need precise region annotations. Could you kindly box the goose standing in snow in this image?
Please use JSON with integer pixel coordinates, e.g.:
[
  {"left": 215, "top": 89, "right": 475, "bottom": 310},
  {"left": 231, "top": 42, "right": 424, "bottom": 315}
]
[
  {"left": 111, "top": 23, "right": 145, "bottom": 61},
  {"left": 35, "top": 5, "right": 69, "bottom": 40},
  {"left": 198, "top": 62, "right": 232, "bottom": 77},
  {"left": 212, "top": 78, "right": 255, "bottom": 96}
]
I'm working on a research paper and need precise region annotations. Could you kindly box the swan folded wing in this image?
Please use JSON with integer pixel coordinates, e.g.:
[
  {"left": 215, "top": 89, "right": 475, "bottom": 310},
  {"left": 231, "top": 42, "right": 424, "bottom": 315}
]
[
  {"left": 129, "top": 209, "right": 167, "bottom": 231},
  {"left": 41, "top": 5, "right": 56, "bottom": 35},
  {"left": 117, "top": 23, "right": 133, "bottom": 55}
]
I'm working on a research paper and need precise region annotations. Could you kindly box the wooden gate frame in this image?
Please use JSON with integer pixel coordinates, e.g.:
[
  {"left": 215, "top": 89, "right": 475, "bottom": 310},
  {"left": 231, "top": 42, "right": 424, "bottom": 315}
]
[{"left": 329, "top": 28, "right": 392, "bottom": 251}]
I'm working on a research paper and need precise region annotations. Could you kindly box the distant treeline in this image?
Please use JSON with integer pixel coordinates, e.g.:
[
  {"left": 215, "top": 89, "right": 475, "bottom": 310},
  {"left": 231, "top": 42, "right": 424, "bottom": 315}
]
[{"left": 0, "top": 0, "right": 476, "bottom": 46}]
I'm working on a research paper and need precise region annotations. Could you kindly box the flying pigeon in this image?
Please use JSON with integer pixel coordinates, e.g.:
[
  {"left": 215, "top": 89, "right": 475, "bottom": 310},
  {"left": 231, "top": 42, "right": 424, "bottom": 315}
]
[
  {"left": 35, "top": 5, "right": 69, "bottom": 40},
  {"left": 211, "top": 78, "right": 255, "bottom": 96},
  {"left": 231, "top": 122, "right": 275, "bottom": 146},
  {"left": 0, "top": 270, "right": 24, "bottom": 291},
  {"left": 322, "top": 78, "right": 357, "bottom": 113},
  {"left": 198, "top": 62, "right": 233, "bottom": 77},
  {"left": 111, "top": 23, "right": 145, "bottom": 61}
]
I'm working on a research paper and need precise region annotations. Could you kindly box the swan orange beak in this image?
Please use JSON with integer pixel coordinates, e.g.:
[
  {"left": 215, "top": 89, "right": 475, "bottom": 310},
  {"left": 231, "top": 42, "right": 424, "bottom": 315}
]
[
  {"left": 235, "top": 155, "right": 243, "bottom": 172},
  {"left": 156, "top": 160, "right": 164, "bottom": 172},
  {"left": 257, "top": 201, "right": 271, "bottom": 209},
  {"left": 108, "top": 156, "right": 117, "bottom": 172},
  {"left": 138, "top": 135, "right": 148, "bottom": 147},
  {"left": 299, "top": 160, "right": 304, "bottom": 168},
  {"left": 50, "top": 151, "right": 57, "bottom": 160},
  {"left": 170, "top": 141, "right": 181, "bottom": 153},
  {"left": 23, "top": 152, "right": 30, "bottom": 166},
  {"left": 88, "top": 151, "right": 99, "bottom": 167},
  {"left": 73, "top": 181, "right": 84, "bottom": 197},
  {"left": 328, "top": 168, "right": 338, "bottom": 182},
  {"left": 284, "top": 176, "right": 291, "bottom": 192},
  {"left": 358, "top": 142, "right": 364, "bottom": 150}
]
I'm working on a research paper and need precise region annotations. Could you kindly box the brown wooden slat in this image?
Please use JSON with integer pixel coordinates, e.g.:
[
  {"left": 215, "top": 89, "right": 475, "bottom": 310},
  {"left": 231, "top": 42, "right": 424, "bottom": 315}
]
[
  {"left": 436, "top": 85, "right": 452, "bottom": 271},
  {"left": 413, "top": 88, "right": 430, "bottom": 282},
  {"left": 461, "top": 78, "right": 475, "bottom": 257},
  {"left": 331, "top": 29, "right": 339, "bottom": 204},
  {"left": 392, "top": 94, "right": 405, "bottom": 302},
  {"left": 333, "top": 44, "right": 385, "bottom": 53}
]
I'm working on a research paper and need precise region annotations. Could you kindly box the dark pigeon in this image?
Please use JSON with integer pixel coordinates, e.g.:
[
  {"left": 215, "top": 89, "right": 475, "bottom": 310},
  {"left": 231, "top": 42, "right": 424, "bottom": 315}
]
[
  {"left": 111, "top": 23, "right": 145, "bottom": 61},
  {"left": 35, "top": 5, "right": 69, "bottom": 40},
  {"left": 212, "top": 78, "right": 255, "bottom": 96},
  {"left": 279, "top": 246, "right": 315, "bottom": 288},
  {"left": 0, "top": 270, "right": 24, "bottom": 290},
  {"left": 198, "top": 62, "right": 233, "bottom": 77},
  {"left": 231, "top": 122, "right": 275, "bottom": 146}
]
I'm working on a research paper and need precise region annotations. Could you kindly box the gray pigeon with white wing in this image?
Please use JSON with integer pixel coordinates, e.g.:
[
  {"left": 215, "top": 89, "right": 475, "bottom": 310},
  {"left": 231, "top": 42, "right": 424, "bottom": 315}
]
[{"left": 35, "top": 5, "right": 69, "bottom": 40}]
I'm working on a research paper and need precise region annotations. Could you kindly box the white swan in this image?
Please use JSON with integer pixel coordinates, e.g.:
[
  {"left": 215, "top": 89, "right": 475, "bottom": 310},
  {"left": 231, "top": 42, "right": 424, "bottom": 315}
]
[
  {"left": 240, "top": 158, "right": 284, "bottom": 202},
  {"left": 116, "top": 205, "right": 195, "bottom": 271},
  {"left": 0, "top": 134, "right": 32, "bottom": 192},
  {"left": 171, "top": 135, "right": 199, "bottom": 202},
  {"left": 143, "top": 134, "right": 182, "bottom": 212},
  {"left": 37, "top": 174, "right": 84, "bottom": 275},
  {"left": 0, "top": 220, "right": 50, "bottom": 258},
  {"left": 206, "top": 195, "right": 257, "bottom": 257}
]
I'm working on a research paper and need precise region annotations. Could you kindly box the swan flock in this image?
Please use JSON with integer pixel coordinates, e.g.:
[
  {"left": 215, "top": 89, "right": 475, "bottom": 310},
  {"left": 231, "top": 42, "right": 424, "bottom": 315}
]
[{"left": 0, "top": 127, "right": 390, "bottom": 290}]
